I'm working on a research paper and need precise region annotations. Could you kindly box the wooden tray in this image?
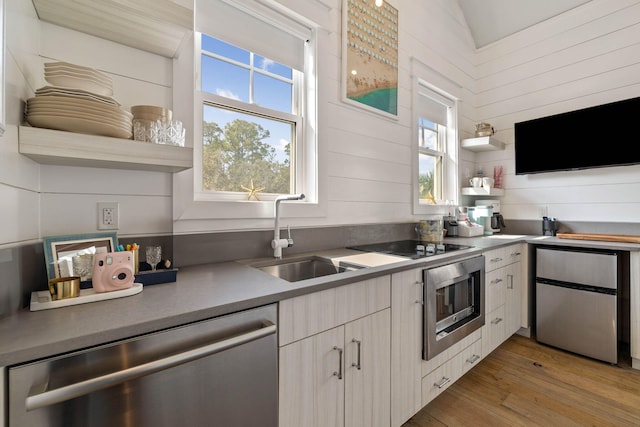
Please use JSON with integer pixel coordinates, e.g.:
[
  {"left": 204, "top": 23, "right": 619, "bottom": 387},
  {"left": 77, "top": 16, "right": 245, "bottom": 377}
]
[
  {"left": 30, "top": 283, "right": 143, "bottom": 311},
  {"left": 556, "top": 233, "right": 640, "bottom": 243}
]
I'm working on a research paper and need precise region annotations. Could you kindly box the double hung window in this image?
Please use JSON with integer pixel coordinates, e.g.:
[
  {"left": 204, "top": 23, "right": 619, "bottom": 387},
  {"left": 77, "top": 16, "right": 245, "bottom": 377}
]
[
  {"left": 195, "top": 0, "right": 315, "bottom": 203},
  {"left": 413, "top": 82, "right": 458, "bottom": 211}
]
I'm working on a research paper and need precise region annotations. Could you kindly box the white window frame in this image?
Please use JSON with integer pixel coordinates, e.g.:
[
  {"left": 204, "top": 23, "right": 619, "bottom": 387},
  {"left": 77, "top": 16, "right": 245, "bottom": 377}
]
[
  {"left": 195, "top": 33, "right": 305, "bottom": 201},
  {"left": 412, "top": 79, "right": 459, "bottom": 214},
  {"left": 172, "top": 0, "right": 322, "bottom": 225}
]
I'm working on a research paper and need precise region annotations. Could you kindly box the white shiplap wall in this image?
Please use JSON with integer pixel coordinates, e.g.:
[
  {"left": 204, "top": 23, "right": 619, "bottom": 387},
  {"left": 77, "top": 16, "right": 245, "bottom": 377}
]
[
  {"left": 3, "top": 0, "right": 478, "bottom": 245},
  {"left": 1, "top": 0, "right": 176, "bottom": 247},
  {"left": 171, "top": 0, "right": 477, "bottom": 233},
  {"left": 469, "top": 0, "right": 640, "bottom": 223},
  {"left": 4, "top": 0, "right": 639, "bottom": 248}
]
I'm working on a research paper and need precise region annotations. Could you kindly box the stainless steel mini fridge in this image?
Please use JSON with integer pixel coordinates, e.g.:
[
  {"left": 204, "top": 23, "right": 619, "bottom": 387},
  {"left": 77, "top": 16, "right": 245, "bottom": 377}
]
[{"left": 536, "top": 247, "right": 619, "bottom": 364}]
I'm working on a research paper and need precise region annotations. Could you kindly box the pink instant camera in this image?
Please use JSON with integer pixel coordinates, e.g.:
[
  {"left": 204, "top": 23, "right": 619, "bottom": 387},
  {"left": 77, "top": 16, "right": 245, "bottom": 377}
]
[{"left": 92, "top": 252, "right": 135, "bottom": 293}]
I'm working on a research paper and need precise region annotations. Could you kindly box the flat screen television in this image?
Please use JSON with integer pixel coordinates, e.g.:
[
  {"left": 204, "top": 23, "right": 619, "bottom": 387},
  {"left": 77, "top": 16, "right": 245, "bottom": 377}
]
[{"left": 514, "top": 96, "right": 640, "bottom": 175}]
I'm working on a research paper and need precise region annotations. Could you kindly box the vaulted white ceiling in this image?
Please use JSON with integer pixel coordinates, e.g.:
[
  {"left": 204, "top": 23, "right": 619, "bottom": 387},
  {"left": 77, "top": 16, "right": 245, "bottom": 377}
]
[{"left": 458, "top": 0, "right": 593, "bottom": 48}]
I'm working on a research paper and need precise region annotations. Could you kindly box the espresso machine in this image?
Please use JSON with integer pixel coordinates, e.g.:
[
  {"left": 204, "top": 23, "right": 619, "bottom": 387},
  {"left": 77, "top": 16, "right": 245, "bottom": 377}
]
[{"left": 475, "top": 199, "right": 506, "bottom": 233}]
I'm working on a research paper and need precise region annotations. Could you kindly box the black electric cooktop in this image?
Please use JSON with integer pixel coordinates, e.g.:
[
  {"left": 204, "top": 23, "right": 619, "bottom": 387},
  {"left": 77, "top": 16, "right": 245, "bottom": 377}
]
[{"left": 348, "top": 240, "right": 472, "bottom": 260}]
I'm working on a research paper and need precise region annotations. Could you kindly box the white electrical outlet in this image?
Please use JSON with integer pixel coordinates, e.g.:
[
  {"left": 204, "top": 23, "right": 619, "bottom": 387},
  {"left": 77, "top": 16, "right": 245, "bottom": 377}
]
[{"left": 98, "top": 202, "right": 119, "bottom": 230}]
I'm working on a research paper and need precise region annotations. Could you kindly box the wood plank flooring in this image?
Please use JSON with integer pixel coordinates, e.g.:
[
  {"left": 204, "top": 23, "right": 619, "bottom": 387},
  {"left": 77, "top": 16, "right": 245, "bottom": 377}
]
[{"left": 403, "top": 335, "right": 640, "bottom": 427}]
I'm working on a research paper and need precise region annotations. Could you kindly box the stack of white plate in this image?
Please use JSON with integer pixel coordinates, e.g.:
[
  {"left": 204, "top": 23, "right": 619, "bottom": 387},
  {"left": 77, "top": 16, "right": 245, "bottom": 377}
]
[
  {"left": 26, "top": 96, "right": 133, "bottom": 139},
  {"left": 44, "top": 62, "right": 113, "bottom": 97},
  {"left": 35, "top": 86, "right": 120, "bottom": 107},
  {"left": 25, "top": 62, "right": 133, "bottom": 139}
]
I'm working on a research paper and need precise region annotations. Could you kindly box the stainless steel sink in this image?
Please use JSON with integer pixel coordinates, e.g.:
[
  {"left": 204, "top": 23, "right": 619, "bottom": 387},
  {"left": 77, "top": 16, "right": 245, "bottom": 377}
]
[{"left": 253, "top": 256, "right": 362, "bottom": 282}]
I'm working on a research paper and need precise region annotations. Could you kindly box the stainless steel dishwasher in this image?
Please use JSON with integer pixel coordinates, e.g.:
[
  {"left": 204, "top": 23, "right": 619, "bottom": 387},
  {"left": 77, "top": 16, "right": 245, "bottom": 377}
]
[
  {"left": 536, "top": 247, "right": 619, "bottom": 364},
  {"left": 7, "top": 304, "right": 277, "bottom": 427}
]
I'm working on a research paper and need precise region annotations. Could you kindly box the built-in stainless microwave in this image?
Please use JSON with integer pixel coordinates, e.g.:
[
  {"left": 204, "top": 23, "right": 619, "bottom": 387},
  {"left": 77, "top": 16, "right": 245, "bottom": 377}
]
[{"left": 423, "top": 256, "right": 485, "bottom": 360}]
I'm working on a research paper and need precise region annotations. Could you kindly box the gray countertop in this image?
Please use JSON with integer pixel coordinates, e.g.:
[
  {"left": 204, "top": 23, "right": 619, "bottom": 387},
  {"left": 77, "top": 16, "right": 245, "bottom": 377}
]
[{"left": 1, "top": 234, "right": 638, "bottom": 366}]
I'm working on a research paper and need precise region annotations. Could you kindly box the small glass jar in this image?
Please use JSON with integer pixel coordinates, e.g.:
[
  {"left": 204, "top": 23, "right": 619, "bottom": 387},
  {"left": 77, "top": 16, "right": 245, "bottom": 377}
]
[{"left": 416, "top": 216, "right": 444, "bottom": 243}]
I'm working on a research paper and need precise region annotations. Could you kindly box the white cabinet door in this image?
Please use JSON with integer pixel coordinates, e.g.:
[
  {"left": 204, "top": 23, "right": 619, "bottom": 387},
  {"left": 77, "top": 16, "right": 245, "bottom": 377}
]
[
  {"left": 482, "top": 304, "right": 506, "bottom": 356},
  {"left": 279, "top": 275, "right": 392, "bottom": 427},
  {"left": 485, "top": 267, "right": 506, "bottom": 314},
  {"left": 505, "top": 261, "right": 522, "bottom": 336},
  {"left": 345, "top": 309, "right": 391, "bottom": 427},
  {"left": 421, "top": 352, "right": 461, "bottom": 406},
  {"left": 279, "top": 326, "right": 345, "bottom": 427},
  {"left": 390, "top": 268, "right": 422, "bottom": 427}
]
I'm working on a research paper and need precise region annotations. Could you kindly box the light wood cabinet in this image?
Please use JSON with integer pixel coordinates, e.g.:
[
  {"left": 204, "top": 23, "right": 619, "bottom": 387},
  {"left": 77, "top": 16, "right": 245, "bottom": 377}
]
[
  {"left": 482, "top": 243, "right": 523, "bottom": 356},
  {"left": 279, "top": 277, "right": 391, "bottom": 427},
  {"left": 344, "top": 309, "right": 391, "bottom": 427},
  {"left": 505, "top": 261, "right": 523, "bottom": 336},
  {"left": 279, "top": 326, "right": 345, "bottom": 427},
  {"left": 279, "top": 275, "right": 390, "bottom": 346},
  {"left": 390, "top": 268, "right": 423, "bottom": 426},
  {"left": 482, "top": 304, "right": 506, "bottom": 356},
  {"left": 280, "top": 243, "right": 528, "bottom": 427},
  {"left": 421, "top": 329, "right": 482, "bottom": 407}
]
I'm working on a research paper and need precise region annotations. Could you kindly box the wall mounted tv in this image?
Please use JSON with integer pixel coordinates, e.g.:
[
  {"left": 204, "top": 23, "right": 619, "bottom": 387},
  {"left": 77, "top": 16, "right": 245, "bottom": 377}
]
[{"left": 514, "top": 96, "right": 640, "bottom": 175}]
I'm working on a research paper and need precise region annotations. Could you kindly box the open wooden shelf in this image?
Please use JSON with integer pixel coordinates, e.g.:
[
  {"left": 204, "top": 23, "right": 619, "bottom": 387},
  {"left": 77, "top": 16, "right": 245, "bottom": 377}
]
[
  {"left": 19, "top": 126, "right": 193, "bottom": 173},
  {"left": 461, "top": 187, "right": 505, "bottom": 196},
  {"left": 461, "top": 136, "right": 505, "bottom": 152}
]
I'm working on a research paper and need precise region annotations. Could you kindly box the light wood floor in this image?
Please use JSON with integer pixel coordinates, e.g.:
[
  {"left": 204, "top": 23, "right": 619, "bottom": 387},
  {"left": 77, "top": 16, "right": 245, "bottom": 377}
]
[{"left": 403, "top": 335, "right": 640, "bottom": 427}]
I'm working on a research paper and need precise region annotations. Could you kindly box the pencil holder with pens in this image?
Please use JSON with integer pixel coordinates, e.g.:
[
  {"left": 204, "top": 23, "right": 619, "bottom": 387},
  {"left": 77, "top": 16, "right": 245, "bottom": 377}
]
[
  {"left": 131, "top": 248, "right": 139, "bottom": 273},
  {"left": 116, "top": 243, "right": 140, "bottom": 274}
]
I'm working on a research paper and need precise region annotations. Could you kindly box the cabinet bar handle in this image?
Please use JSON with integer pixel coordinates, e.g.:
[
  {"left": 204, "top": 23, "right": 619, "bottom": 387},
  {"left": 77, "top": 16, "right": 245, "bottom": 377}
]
[
  {"left": 434, "top": 376, "right": 451, "bottom": 389},
  {"left": 511, "top": 251, "right": 521, "bottom": 257},
  {"left": 491, "top": 278, "right": 503, "bottom": 284},
  {"left": 491, "top": 317, "right": 503, "bottom": 325},
  {"left": 507, "top": 274, "right": 513, "bottom": 289},
  {"left": 490, "top": 257, "right": 503, "bottom": 263},
  {"left": 415, "top": 281, "right": 424, "bottom": 305},
  {"left": 466, "top": 354, "right": 481, "bottom": 364},
  {"left": 332, "top": 346, "right": 343, "bottom": 380},
  {"left": 352, "top": 339, "right": 362, "bottom": 370}
]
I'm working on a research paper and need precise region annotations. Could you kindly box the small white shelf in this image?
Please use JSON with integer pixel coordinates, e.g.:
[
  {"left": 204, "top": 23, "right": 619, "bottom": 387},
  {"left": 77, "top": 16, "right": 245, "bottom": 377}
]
[
  {"left": 19, "top": 126, "right": 193, "bottom": 173},
  {"left": 461, "top": 136, "right": 505, "bottom": 152},
  {"left": 461, "top": 187, "right": 505, "bottom": 196}
]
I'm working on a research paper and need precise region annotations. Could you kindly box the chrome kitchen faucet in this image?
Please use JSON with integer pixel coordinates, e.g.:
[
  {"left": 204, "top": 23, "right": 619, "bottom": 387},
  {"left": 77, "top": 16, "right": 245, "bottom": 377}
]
[{"left": 272, "top": 194, "right": 305, "bottom": 258}]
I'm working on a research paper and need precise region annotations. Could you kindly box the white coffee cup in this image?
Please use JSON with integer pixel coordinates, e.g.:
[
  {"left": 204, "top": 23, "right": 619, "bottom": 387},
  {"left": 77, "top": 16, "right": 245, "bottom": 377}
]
[
  {"left": 483, "top": 177, "right": 494, "bottom": 189},
  {"left": 469, "top": 177, "right": 483, "bottom": 188}
]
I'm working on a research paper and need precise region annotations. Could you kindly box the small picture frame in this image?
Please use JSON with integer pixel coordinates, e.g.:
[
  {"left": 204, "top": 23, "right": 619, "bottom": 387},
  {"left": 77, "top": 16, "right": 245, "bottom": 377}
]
[
  {"left": 342, "top": 0, "right": 399, "bottom": 119},
  {"left": 43, "top": 232, "right": 118, "bottom": 282}
]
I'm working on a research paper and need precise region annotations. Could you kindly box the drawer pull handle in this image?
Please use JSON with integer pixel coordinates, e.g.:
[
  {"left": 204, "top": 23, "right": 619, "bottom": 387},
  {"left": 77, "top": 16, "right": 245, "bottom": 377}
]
[
  {"left": 333, "top": 346, "right": 343, "bottom": 380},
  {"left": 466, "top": 354, "right": 481, "bottom": 364},
  {"left": 511, "top": 252, "right": 521, "bottom": 257},
  {"left": 491, "top": 257, "right": 503, "bottom": 263},
  {"left": 491, "top": 278, "right": 503, "bottom": 284},
  {"left": 492, "top": 317, "right": 503, "bottom": 325},
  {"left": 352, "top": 339, "right": 362, "bottom": 370},
  {"left": 434, "top": 376, "right": 451, "bottom": 389}
]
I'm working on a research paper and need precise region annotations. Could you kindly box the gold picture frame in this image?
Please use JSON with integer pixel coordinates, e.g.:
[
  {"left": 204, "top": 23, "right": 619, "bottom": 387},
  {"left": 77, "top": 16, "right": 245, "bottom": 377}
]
[
  {"left": 342, "top": 0, "right": 399, "bottom": 119},
  {"left": 43, "top": 232, "right": 118, "bottom": 282}
]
